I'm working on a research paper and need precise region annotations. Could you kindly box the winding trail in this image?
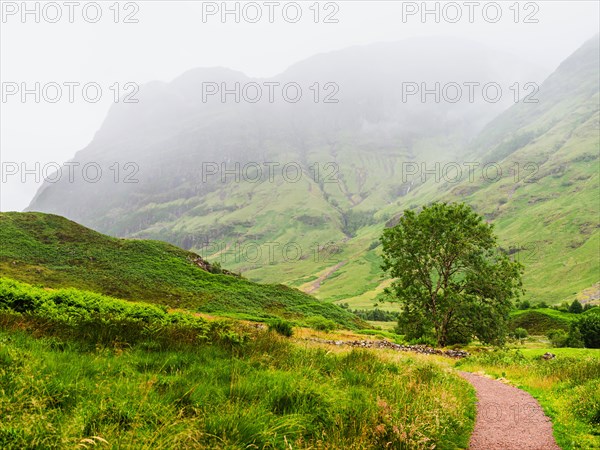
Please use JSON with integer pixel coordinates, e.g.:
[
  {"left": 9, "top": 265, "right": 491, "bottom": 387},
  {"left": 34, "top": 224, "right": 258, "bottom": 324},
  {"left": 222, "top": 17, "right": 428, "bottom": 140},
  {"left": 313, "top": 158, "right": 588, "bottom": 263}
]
[
  {"left": 304, "top": 261, "right": 346, "bottom": 294},
  {"left": 458, "top": 372, "right": 561, "bottom": 450}
]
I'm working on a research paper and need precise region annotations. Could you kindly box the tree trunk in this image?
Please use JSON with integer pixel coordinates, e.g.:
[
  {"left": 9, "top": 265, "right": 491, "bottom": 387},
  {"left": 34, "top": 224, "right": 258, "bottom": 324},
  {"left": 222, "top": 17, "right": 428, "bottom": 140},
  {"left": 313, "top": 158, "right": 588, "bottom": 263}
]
[{"left": 437, "top": 325, "right": 448, "bottom": 348}]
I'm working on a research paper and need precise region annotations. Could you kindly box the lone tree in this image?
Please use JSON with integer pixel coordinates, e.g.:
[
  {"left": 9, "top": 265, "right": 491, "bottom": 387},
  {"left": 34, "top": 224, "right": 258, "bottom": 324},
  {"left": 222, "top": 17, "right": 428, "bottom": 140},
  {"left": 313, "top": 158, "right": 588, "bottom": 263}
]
[{"left": 381, "top": 202, "right": 523, "bottom": 347}]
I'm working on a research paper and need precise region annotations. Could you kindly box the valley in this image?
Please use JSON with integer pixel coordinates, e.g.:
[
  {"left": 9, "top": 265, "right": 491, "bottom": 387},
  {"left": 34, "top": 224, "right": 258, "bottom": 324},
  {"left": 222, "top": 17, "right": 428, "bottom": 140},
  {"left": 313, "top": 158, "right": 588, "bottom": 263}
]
[
  {"left": 2, "top": 19, "right": 599, "bottom": 450},
  {"left": 25, "top": 36, "right": 599, "bottom": 309}
]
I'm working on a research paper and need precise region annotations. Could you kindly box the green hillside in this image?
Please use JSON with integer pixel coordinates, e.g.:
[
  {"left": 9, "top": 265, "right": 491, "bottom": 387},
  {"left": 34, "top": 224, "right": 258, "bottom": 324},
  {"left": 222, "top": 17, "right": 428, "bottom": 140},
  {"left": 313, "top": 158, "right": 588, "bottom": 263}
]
[
  {"left": 25, "top": 36, "right": 599, "bottom": 308},
  {"left": 447, "top": 35, "right": 600, "bottom": 305},
  {"left": 509, "top": 309, "right": 576, "bottom": 334},
  {"left": 0, "top": 212, "right": 361, "bottom": 328},
  {"left": 296, "top": 35, "right": 600, "bottom": 307}
]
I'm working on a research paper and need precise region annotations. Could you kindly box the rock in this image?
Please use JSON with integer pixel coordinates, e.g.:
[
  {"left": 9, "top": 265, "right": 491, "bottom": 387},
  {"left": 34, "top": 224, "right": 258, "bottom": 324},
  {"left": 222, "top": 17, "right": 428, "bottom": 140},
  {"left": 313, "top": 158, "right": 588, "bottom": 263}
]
[{"left": 305, "top": 337, "right": 469, "bottom": 358}]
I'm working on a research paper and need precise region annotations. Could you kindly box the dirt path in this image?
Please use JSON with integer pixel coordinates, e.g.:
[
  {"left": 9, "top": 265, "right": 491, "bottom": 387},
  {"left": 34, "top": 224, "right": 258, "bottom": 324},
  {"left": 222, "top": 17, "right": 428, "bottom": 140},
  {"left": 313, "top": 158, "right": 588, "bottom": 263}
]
[
  {"left": 304, "top": 261, "right": 346, "bottom": 294},
  {"left": 458, "top": 372, "right": 561, "bottom": 450}
]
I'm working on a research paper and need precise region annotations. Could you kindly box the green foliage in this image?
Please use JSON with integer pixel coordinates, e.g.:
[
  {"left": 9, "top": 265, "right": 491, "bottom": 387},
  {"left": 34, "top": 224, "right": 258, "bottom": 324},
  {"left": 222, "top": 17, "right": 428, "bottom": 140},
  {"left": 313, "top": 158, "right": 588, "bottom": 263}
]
[
  {"left": 570, "top": 381, "right": 600, "bottom": 426},
  {"left": 395, "top": 309, "right": 435, "bottom": 342},
  {"left": 0, "top": 329, "right": 475, "bottom": 449},
  {"left": 509, "top": 308, "right": 575, "bottom": 334},
  {"left": 545, "top": 313, "right": 600, "bottom": 349},
  {"left": 351, "top": 308, "right": 399, "bottom": 322},
  {"left": 305, "top": 316, "right": 337, "bottom": 332},
  {"left": 510, "top": 327, "right": 528, "bottom": 342},
  {"left": 341, "top": 210, "right": 377, "bottom": 237},
  {"left": 407, "top": 336, "right": 438, "bottom": 347},
  {"left": 0, "top": 212, "right": 362, "bottom": 329},
  {"left": 569, "top": 299, "right": 584, "bottom": 314},
  {"left": 578, "top": 314, "right": 600, "bottom": 348},
  {"left": 566, "top": 324, "right": 585, "bottom": 348},
  {"left": 208, "top": 261, "right": 223, "bottom": 274},
  {"left": 547, "top": 329, "right": 569, "bottom": 348},
  {"left": 381, "top": 202, "right": 523, "bottom": 347},
  {"left": 547, "top": 323, "right": 586, "bottom": 349},
  {"left": 518, "top": 300, "right": 531, "bottom": 310},
  {"left": 0, "top": 277, "right": 255, "bottom": 350},
  {"left": 268, "top": 319, "right": 294, "bottom": 337}
]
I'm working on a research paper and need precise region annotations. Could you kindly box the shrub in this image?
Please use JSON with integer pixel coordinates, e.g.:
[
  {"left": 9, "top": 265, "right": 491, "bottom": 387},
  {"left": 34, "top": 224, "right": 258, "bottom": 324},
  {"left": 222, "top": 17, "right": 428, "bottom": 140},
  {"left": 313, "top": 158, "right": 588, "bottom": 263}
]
[
  {"left": 351, "top": 308, "right": 398, "bottom": 322},
  {"left": 368, "top": 240, "right": 380, "bottom": 251},
  {"left": 0, "top": 278, "right": 214, "bottom": 348},
  {"left": 510, "top": 327, "right": 528, "bottom": 342},
  {"left": 408, "top": 336, "right": 437, "bottom": 347},
  {"left": 268, "top": 319, "right": 293, "bottom": 337},
  {"left": 565, "top": 323, "right": 585, "bottom": 348},
  {"left": 547, "top": 329, "right": 568, "bottom": 347},
  {"left": 569, "top": 300, "right": 583, "bottom": 314},
  {"left": 578, "top": 314, "right": 600, "bottom": 348},
  {"left": 547, "top": 324, "right": 585, "bottom": 348},
  {"left": 208, "top": 261, "right": 223, "bottom": 274},
  {"left": 305, "top": 316, "right": 337, "bottom": 332},
  {"left": 518, "top": 300, "right": 531, "bottom": 310}
]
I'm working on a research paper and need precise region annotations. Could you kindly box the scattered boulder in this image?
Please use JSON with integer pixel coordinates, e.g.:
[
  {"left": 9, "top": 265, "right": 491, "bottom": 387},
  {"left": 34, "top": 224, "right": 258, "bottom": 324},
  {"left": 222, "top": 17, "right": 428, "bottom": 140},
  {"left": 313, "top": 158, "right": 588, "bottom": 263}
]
[
  {"left": 190, "top": 255, "right": 212, "bottom": 271},
  {"left": 189, "top": 255, "right": 240, "bottom": 277}
]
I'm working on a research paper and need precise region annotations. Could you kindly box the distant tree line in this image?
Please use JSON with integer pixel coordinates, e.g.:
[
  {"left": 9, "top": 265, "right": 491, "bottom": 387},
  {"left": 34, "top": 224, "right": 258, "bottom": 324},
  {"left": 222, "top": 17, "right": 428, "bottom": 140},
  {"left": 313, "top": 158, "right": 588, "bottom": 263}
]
[
  {"left": 516, "top": 298, "right": 596, "bottom": 313},
  {"left": 340, "top": 304, "right": 399, "bottom": 322}
]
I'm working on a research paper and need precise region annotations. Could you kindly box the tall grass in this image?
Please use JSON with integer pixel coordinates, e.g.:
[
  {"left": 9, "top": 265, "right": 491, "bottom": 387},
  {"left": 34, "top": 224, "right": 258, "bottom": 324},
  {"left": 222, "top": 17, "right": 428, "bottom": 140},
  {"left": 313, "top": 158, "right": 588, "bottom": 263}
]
[
  {"left": 0, "top": 330, "right": 475, "bottom": 449},
  {"left": 0, "top": 275, "right": 475, "bottom": 449}
]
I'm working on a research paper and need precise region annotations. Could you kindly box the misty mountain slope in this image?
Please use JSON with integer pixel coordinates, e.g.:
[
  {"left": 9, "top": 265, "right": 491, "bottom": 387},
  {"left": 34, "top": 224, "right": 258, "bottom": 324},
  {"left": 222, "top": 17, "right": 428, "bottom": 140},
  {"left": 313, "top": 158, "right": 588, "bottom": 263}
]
[
  {"left": 448, "top": 35, "right": 600, "bottom": 304},
  {"left": 27, "top": 37, "right": 540, "bottom": 232},
  {"left": 25, "top": 36, "right": 598, "bottom": 307},
  {"left": 0, "top": 212, "right": 362, "bottom": 327},
  {"left": 471, "top": 34, "right": 600, "bottom": 160},
  {"left": 317, "top": 35, "right": 600, "bottom": 307}
]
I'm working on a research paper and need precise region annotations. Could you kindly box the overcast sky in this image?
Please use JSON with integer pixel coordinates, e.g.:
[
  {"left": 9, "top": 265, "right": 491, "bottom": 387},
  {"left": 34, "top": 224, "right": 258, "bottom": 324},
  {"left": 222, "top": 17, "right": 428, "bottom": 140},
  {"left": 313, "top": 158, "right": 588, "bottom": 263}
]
[{"left": 1, "top": 0, "right": 599, "bottom": 211}]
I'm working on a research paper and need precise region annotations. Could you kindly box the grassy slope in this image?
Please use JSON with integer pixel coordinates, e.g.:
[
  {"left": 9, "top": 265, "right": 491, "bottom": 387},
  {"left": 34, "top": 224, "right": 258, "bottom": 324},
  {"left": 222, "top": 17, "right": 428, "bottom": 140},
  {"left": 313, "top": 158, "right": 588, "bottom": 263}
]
[
  {"left": 0, "top": 276, "right": 475, "bottom": 449},
  {"left": 0, "top": 212, "right": 361, "bottom": 328},
  {"left": 509, "top": 309, "right": 578, "bottom": 334},
  {"left": 313, "top": 36, "right": 600, "bottom": 307},
  {"left": 0, "top": 330, "right": 475, "bottom": 450},
  {"left": 21, "top": 38, "right": 599, "bottom": 309},
  {"left": 162, "top": 36, "right": 599, "bottom": 309}
]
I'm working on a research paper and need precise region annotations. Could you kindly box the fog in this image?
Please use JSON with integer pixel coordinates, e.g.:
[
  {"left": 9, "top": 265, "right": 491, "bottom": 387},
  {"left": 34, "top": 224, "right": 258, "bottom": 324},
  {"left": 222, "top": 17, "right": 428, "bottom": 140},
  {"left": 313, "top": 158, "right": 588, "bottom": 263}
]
[{"left": 1, "top": 0, "right": 599, "bottom": 212}]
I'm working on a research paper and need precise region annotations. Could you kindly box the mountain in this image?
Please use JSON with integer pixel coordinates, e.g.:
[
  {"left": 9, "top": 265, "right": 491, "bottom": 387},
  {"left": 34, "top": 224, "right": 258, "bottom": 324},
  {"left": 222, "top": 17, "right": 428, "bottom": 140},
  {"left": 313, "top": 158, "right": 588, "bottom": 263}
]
[
  {"left": 25, "top": 36, "right": 598, "bottom": 307},
  {"left": 331, "top": 34, "right": 600, "bottom": 307},
  {"left": 430, "top": 34, "right": 600, "bottom": 304},
  {"left": 27, "top": 37, "right": 541, "bottom": 237},
  {"left": 0, "top": 212, "right": 361, "bottom": 327}
]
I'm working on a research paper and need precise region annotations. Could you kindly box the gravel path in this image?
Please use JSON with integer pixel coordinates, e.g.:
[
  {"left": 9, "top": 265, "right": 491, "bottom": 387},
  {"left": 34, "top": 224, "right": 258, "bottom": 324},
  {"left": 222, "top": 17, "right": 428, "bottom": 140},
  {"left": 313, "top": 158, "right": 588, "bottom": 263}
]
[{"left": 458, "top": 371, "right": 561, "bottom": 450}]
